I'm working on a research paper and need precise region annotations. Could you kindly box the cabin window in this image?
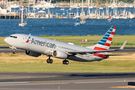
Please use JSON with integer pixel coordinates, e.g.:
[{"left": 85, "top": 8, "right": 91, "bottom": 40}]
[{"left": 10, "top": 36, "right": 17, "bottom": 38}]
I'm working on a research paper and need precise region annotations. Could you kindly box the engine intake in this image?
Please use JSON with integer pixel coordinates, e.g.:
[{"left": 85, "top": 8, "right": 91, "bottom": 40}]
[
  {"left": 25, "top": 50, "right": 41, "bottom": 57},
  {"left": 52, "top": 50, "right": 67, "bottom": 59}
]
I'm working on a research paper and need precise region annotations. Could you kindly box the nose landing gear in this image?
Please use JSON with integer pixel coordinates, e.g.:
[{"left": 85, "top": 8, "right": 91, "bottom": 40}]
[
  {"left": 9, "top": 46, "right": 17, "bottom": 54},
  {"left": 13, "top": 49, "right": 16, "bottom": 54}
]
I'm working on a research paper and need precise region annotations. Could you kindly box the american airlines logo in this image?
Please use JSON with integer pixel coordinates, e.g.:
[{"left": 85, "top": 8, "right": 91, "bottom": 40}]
[
  {"left": 26, "top": 39, "right": 29, "bottom": 43},
  {"left": 26, "top": 36, "right": 31, "bottom": 43},
  {"left": 30, "top": 38, "right": 57, "bottom": 49}
]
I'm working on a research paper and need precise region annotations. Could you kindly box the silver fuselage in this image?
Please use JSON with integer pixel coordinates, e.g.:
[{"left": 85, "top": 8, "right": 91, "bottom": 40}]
[{"left": 4, "top": 34, "right": 108, "bottom": 62}]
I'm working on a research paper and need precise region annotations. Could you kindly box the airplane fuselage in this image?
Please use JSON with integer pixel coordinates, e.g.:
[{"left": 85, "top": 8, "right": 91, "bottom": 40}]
[{"left": 4, "top": 34, "right": 108, "bottom": 62}]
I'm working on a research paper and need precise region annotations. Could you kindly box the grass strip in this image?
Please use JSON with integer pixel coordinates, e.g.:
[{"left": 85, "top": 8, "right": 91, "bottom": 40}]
[{"left": 0, "top": 53, "right": 135, "bottom": 72}]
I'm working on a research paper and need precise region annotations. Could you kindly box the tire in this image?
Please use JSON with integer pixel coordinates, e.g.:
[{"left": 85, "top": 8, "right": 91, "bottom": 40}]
[
  {"left": 47, "top": 59, "right": 53, "bottom": 64},
  {"left": 63, "top": 60, "right": 69, "bottom": 65}
]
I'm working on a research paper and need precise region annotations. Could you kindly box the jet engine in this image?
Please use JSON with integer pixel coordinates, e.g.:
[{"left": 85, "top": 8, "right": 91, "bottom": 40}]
[
  {"left": 52, "top": 50, "right": 68, "bottom": 59},
  {"left": 25, "top": 50, "right": 41, "bottom": 57}
]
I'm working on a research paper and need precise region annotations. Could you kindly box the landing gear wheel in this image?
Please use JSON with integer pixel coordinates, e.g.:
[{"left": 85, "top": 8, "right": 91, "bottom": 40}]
[
  {"left": 63, "top": 60, "right": 69, "bottom": 65},
  {"left": 13, "top": 50, "right": 16, "bottom": 54},
  {"left": 47, "top": 59, "right": 53, "bottom": 64},
  {"left": 46, "top": 56, "right": 53, "bottom": 64}
]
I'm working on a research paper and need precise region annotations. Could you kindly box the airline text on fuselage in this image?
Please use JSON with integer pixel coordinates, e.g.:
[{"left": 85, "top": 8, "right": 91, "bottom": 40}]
[{"left": 30, "top": 38, "right": 57, "bottom": 49}]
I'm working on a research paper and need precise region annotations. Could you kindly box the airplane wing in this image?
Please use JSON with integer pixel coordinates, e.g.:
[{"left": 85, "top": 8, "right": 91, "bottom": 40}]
[
  {"left": 66, "top": 49, "right": 118, "bottom": 55},
  {"left": 102, "top": 53, "right": 129, "bottom": 56},
  {"left": 66, "top": 40, "right": 127, "bottom": 55}
]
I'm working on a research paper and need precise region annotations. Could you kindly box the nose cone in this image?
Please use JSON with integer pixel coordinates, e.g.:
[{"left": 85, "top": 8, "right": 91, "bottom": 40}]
[
  {"left": 4, "top": 38, "right": 9, "bottom": 44},
  {"left": 4, "top": 38, "right": 7, "bottom": 43}
]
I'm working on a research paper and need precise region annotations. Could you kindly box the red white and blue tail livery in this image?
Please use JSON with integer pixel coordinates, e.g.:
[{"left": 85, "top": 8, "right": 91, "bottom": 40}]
[
  {"left": 4, "top": 26, "right": 126, "bottom": 65},
  {"left": 94, "top": 26, "right": 116, "bottom": 50}
]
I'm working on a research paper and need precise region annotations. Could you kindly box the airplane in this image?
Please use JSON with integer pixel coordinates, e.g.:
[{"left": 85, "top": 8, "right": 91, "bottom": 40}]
[{"left": 4, "top": 26, "right": 126, "bottom": 65}]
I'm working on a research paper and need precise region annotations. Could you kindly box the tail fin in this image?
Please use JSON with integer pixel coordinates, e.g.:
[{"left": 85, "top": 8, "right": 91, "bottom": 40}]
[{"left": 88, "top": 26, "right": 116, "bottom": 50}]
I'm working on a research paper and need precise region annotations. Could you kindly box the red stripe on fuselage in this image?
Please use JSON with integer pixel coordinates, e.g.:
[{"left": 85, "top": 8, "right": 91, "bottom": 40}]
[
  {"left": 94, "top": 47, "right": 108, "bottom": 50},
  {"left": 94, "top": 53, "right": 108, "bottom": 59}
]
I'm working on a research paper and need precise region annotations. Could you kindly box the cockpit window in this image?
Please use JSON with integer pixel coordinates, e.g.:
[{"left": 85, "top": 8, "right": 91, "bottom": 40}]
[{"left": 10, "top": 36, "right": 17, "bottom": 38}]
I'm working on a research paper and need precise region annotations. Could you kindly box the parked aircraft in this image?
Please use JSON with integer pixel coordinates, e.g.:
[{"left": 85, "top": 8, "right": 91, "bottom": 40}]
[{"left": 4, "top": 26, "right": 126, "bottom": 65}]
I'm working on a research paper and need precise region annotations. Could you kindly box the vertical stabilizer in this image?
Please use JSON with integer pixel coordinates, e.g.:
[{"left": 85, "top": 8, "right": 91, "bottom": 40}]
[{"left": 88, "top": 26, "right": 116, "bottom": 50}]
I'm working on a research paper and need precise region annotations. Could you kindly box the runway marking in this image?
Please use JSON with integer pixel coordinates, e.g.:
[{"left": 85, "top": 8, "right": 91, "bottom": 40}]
[
  {"left": 0, "top": 81, "right": 69, "bottom": 87},
  {"left": 75, "top": 80, "right": 122, "bottom": 84},
  {"left": 74, "top": 78, "right": 135, "bottom": 84},
  {"left": 31, "top": 81, "right": 71, "bottom": 84},
  {"left": 0, "top": 82, "right": 30, "bottom": 86},
  {"left": 0, "top": 76, "right": 30, "bottom": 78},
  {"left": 110, "top": 86, "right": 135, "bottom": 88}
]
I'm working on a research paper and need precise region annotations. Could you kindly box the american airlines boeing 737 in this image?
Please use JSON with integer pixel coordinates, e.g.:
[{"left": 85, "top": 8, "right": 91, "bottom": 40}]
[{"left": 4, "top": 26, "right": 126, "bottom": 65}]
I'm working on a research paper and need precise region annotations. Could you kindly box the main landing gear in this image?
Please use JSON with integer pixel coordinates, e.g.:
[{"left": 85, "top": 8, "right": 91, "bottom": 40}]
[
  {"left": 46, "top": 56, "right": 53, "bottom": 64},
  {"left": 46, "top": 56, "right": 69, "bottom": 65},
  {"left": 63, "top": 59, "right": 69, "bottom": 65}
]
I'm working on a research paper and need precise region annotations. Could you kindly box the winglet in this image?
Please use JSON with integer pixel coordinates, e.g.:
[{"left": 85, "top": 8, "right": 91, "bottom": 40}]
[{"left": 120, "top": 40, "right": 127, "bottom": 50}]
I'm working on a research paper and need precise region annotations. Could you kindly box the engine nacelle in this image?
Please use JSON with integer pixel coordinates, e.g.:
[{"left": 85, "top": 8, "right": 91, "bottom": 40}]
[
  {"left": 52, "top": 50, "right": 68, "bottom": 59},
  {"left": 25, "top": 50, "right": 41, "bottom": 57}
]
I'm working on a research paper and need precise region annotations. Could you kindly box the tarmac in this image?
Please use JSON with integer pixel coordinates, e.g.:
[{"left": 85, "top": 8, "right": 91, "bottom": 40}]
[{"left": 0, "top": 72, "right": 135, "bottom": 90}]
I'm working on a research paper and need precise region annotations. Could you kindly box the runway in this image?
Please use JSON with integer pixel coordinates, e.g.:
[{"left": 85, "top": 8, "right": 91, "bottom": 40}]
[
  {"left": 0, "top": 47, "right": 135, "bottom": 53},
  {"left": 0, "top": 72, "right": 135, "bottom": 90}
]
